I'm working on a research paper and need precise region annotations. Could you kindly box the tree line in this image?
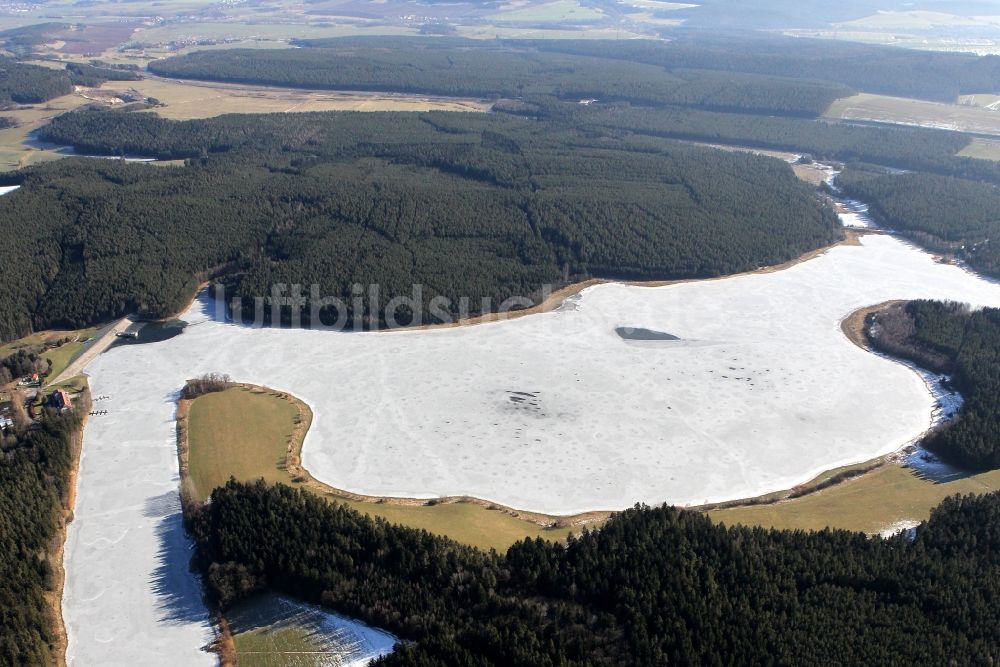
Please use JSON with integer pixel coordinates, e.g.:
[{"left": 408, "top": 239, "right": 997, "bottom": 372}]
[
  {"left": 190, "top": 479, "right": 1000, "bottom": 665},
  {"left": 141, "top": 37, "right": 1000, "bottom": 183},
  {"left": 147, "top": 41, "right": 852, "bottom": 118},
  {"left": 0, "top": 108, "right": 840, "bottom": 342},
  {"left": 570, "top": 102, "right": 1000, "bottom": 183},
  {"left": 521, "top": 32, "right": 1000, "bottom": 102}
]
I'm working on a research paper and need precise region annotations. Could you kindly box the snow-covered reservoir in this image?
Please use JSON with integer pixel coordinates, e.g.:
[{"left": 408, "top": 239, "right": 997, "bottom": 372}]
[{"left": 65, "top": 233, "right": 1000, "bottom": 663}]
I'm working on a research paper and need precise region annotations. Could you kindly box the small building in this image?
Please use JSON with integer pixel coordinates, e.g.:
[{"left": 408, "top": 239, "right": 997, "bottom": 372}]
[{"left": 48, "top": 389, "right": 72, "bottom": 410}]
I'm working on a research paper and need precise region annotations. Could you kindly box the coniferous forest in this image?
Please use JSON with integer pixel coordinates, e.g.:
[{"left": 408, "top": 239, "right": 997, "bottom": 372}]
[
  {"left": 869, "top": 301, "right": 1000, "bottom": 470},
  {"left": 191, "top": 479, "right": 1000, "bottom": 666},
  {"left": 0, "top": 109, "right": 841, "bottom": 342},
  {"left": 0, "top": 56, "right": 72, "bottom": 105},
  {"left": 0, "top": 410, "right": 80, "bottom": 664},
  {"left": 149, "top": 40, "right": 853, "bottom": 118}
]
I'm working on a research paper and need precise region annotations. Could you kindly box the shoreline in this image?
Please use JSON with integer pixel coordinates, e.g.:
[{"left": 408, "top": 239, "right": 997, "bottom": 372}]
[
  {"left": 326, "top": 229, "right": 862, "bottom": 335},
  {"left": 177, "top": 383, "right": 608, "bottom": 530},
  {"left": 175, "top": 362, "right": 948, "bottom": 536},
  {"left": 47, "top": 381, "right": 91, "bottom": 667},
  {"left": 705, "top": 300, "right": 966, "bottom": 517}
]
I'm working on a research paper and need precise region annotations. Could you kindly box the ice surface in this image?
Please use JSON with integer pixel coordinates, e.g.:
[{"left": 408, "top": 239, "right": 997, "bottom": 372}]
[{"left": 64, "top": 233, "right": 1000, "bottom": 663}]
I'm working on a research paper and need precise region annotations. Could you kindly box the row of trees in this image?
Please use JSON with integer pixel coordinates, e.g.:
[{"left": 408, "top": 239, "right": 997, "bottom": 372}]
[
  {"left": 148, "top": 42, "right": 852, "bottom": 117},
  {"left": 570, "top": 102, "right": 1000, "bottom": 183},
  {"left": 523, "top": 33, "right": 1000, "bottom": 102},
  {"left": 0, "top": 109, "right": 840, "bottom": 341},
  {"left": 869, "top": 300, "right": 1000, "bottom": 470},
  {"left": 191, "top": 479, "right": 1000, "bottom": 665}
]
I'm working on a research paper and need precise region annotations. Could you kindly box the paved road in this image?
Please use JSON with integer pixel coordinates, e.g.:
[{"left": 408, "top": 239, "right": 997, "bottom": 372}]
[{"left": 51, "top": 316, "right": 138, "bottom": 385}]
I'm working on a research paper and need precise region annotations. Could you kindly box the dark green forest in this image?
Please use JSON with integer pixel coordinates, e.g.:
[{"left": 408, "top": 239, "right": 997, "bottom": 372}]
[
  {"left": 525, "top": 33, "right": 1000, "bottom": 102},
  {"left": 148, "top": 42, "right": 852, "bottom": 118},
  {"left": 869, "top": 300, "right": 1000, "bottom": 470},
  {"left": 141, "top": 38, "right": 1000, "bottom": 183},
  {"left": 192, "top": 479, "right": 1000, "bottom": 666},
  {"left": 572, "top": 102, "right": 1000, "bottom": 182},
  {"left": 0, "top": 109, "right": 840, "bottom": 342},
  {"left": 0, "top": 56, "right": 72, "bottom": 105},
  {"left": 837, "top": 169, "right": 1000, "bottom": 277},
  {"left": 0, "top": 409, "right": 80, "bottom": 665},
  {"left": 154, "top": 34, "right": 1000, "bottom": 104}
]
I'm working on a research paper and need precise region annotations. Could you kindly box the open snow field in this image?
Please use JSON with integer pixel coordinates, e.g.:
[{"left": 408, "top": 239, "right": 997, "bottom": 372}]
[{"left": 64, "top": 232, "right": 1000, "bottom": 663}]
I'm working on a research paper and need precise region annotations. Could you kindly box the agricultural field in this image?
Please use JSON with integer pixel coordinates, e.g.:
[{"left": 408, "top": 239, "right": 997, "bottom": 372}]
[
  {"left": 102, "top": 78, "right": 490, "bottom": 119},
  {"left": 487, "top": 0, "right": 605, "bottom": 23},
  {"left": 825, "top": 92, "right": 1000, "bottom": 136},
  {"left": 185, "top": 386, "right": 578, "bottom": 552},
  {"left": 0, "top": 89, "right": 92, "bottom": 170},
  {"left": 130, "top": 20, "right": 418, "bottom": 47},
  {"left": 0, "top": 76, "right": 486, "bottom": 171},
  {"left": 455, "top": 24, "right": 645, "bottom": 39},
  {"left": 185, "top": 386, "right": 300, "bottom": 502},
  {"left": 711, "top": 459, "right": 1000, "bottom": 535},
  {"left": 958, "top": 137, "right": 1000, "bottom": 161}
]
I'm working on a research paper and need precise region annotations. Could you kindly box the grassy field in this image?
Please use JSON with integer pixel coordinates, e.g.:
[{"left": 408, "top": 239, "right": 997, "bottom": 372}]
[
  {"left": 99, "top": 77, "right": 490, "bottom": 120},
  {"left": 0, "top": 327, "right": 97, "bottom": 380},
  {"left": 186, "top": 387, "right": 300, "bottom": 500},
  {"left": 0, "top": 89, "right": 95, "bottom": 170},
  {"left": 958, "top": 137, "right": 1000, "bottom": 161},
  {"left": 710, "top": 460, "right": 1000, "bottom": 534},
  {"left": 228, "top": 593, "right": 394, "bottom": 667},
  {"left": 487, "top": 0, "right": 604, "bottom": 22},
  {"left": 133, "top": 21, "right": 417, "bottom": 45},
  {"left": 456, "top": 24, "right": 643, "bottom": 39},
  {"left": 825, "top": 92, "right": 1000, "bottom": 137},
  {"left": 41, "top": 340, "right": 86, "bottom": 380},
  {"left": 184, "top": 386, "right": 579, "bottom": 552}
]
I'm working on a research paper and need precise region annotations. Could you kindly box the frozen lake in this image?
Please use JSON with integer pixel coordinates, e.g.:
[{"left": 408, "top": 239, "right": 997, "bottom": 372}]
[{"left": 64, "top": 232, "right": 1000, "bottom": 664}]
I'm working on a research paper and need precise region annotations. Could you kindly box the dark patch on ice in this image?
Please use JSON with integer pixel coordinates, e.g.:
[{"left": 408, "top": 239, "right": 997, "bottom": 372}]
[
  {"left": 616, "top": 327, "right": 680, "bottom": 341},
  {"left": 112, "top": 319, "right": 187, "bottom": 348},
  {"left": 504, "top": 390, "right": 545, "bottom": 417}
]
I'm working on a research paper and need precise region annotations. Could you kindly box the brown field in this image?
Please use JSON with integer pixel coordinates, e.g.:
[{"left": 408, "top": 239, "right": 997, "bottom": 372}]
[
  {"left": 102, "top": 77, "right": 491, "bottom": 119},
  {"left": 51, "top": 22, "right": 140, "bottom": 55},
  {"left": 825, "top": 92, "right": 1000, "bottom": 137}
]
